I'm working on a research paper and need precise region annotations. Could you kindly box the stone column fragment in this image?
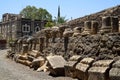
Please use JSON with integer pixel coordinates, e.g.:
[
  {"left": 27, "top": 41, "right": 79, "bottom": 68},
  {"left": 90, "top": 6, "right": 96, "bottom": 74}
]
[
  {"left": 100, "top": 16, "right": 112, "bottom": 33},
  {"left": 111, "top": 16, "right": 119, "bottom": 32},
  {"left": 82, "top": 21, "right": 91, "bottom": 35},
  {"left": 91, "top": 21, "right": 99, "bottom": 34}
]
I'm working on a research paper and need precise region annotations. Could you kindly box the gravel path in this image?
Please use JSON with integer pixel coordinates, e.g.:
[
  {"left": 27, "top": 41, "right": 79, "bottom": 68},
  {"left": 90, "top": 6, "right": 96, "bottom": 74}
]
[{"left": 0, "top": 49, "right": 77, "bottom": 80}]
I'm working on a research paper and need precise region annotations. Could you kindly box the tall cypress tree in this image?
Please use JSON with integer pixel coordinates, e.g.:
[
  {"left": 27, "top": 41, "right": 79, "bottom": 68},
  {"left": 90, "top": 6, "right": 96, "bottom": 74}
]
[{"left": 57, "top": 5, "right": 60, "bottom": 23}]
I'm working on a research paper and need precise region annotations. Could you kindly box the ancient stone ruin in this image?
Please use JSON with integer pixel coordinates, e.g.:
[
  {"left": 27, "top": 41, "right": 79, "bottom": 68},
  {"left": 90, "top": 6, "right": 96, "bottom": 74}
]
[{"left": 7, "top": 5, "right": 120, "bottom": 80}]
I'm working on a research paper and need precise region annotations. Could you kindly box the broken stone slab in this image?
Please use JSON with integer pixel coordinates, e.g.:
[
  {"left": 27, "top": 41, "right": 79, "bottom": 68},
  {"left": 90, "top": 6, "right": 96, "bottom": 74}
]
[
  {"left": 46, "top": 55, "right": 66, "bottom": 69},
  {"left": 17, "top": 59, "right": 32, "bottom": 66},
  {"left": 75, "top": 58, "right": 94, "bottom": 80},
  {"left": 65, "top": 61, "right": 78, "bottom": 78},
  {"left": 30, "top": 56, "right": 45, "bottom": 70},
  {"left": 109, "top": 60, "right": 120, "bottom": 80},
  {"left": 112, "top": 60, "right": 120, "bottom": 68},
  {"left": 80, "top": 58, "right": 94, "bottom": 65},
  {"left": 109, "top": 68, "right": 120, "bottom": 80},
  {"left": 28, "top": 56, "right": 34, "bottom": 62},
  {"left": 88, "top": 60, "right": 113, "bottom": 80},
  {"left": 88, "top": 67, "right": 109, "bottom": 80},
  {"left": 46, "top": 55, "right": 67, "bottom": 76},
  {"left": 76, "top": 63, "right": 90, "bottom": 72},
  {"left": 28, "top": 50, "right": 40, "bottom": 58},
  {"left": 76, "top": 58, "right": 94, "bottom": 71},
  {"left": 37, "top": 61, "right": 48, "bottom": 72},
  {"left": 69, "top": 55, "right": 82, "bottom": 61},
  {"left": 64, "top": 55, "right": 82, "bottom": 78},
  {"left": 92, "top": 60, "right": 114, "bottom": 67},
  {"left": 14, "top": 54, "right": 28, "bottom": 62}
]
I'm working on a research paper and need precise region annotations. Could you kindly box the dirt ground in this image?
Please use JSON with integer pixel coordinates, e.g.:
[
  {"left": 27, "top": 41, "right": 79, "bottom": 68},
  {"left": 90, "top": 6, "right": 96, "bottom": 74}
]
[{"left": 0, "top": 49, "right": 77, "bottom": 80}]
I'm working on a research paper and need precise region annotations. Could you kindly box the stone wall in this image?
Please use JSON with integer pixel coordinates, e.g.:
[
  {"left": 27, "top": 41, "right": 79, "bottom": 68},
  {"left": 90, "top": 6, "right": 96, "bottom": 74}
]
[{"left": 67, "top": 5, "right": 120, "bottom": 28}]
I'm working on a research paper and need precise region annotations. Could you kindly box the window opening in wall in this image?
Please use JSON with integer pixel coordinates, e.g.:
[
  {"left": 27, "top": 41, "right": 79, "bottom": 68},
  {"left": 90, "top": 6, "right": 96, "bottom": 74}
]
[
  {"left": 22, "top": 24, "right": 30, "bottom": 32},
  {"left": 35, "top": 24, "right": 40, "bottom": 32}
]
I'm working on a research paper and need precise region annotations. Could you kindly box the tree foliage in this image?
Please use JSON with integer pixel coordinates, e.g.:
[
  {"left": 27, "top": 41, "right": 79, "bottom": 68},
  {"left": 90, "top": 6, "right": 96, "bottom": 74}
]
[
  {"left": 54, "top": 16, "right": 68, "bottom": 25},
  {"left": 20, "top": 5, "right": 52, "bottom": 21},
  {"left": 45, "top": 21, "right": 55, "bottom": 27}
]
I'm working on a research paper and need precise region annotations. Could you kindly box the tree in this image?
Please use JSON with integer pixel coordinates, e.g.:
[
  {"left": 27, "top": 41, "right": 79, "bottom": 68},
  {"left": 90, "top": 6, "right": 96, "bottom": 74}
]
[
  {"left": 45, "top": 21, "right": 54, "bottom": 27},
  {"left": 54, "top": 16, "right": 68, "bottom": 25},
  {"left": 20, "top": 5, "right": 52, "bottom": 21},
  {"left": 54, "top": 6, "right": 68, "bottom": 25},
  {"left": 36, "top": 8, "right": 52, "bottom": 21}
]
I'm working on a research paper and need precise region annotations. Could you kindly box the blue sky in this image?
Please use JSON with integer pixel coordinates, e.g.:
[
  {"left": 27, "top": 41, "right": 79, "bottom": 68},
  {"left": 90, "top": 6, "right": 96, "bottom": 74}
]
[{"left": 0, "top": 0, "right": 120, "bottom": 20}]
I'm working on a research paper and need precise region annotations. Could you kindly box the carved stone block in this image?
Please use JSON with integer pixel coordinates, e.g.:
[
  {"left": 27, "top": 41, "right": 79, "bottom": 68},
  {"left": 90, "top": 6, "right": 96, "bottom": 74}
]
[
  {"left": 109, "top": 68, "right": 120, "bottom": 80},
  {"left": 46, "top": 55, "right": 66, "bottom": 76},
  {"left": 75, "top": 58, "right": 94, "bottom": 80},
  {"left": 88, "top": 60, "right": 113, "bottom": 80}
]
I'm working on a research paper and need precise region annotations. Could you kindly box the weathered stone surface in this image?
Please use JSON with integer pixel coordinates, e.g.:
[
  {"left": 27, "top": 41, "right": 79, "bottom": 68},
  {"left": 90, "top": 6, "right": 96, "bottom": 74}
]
[
  {"left": 109, "top": 68, "right": 120, "bottom": 80},
  {"left": 111, "top": 16, "right": 119, "bottom": 32},
  {"left": 22, "top": 44, "right": 29, "bottom": 54},
  {"left": 112, "top": 60, "right": 120, "bottom": 68},
  {"left": 88, "top": 67, "right": 109, "bottom": 80},
  {"left": 88, "top": 60, "right": 113, "bottom": 80},
  {"left": 76, "top": 63, "right": 89, "bottom": 72},
  {"left": 75, "top": 58, "right": 94, "bottom": 80},
  {"left": 65, "top": 61, "right": 77, "bottom": 78},
  {"left": 66, "top": 61, "right": 77, "bottom": 67},
  {"left": 80, "top": 58, "right": 94, "bottom": 65},
  {"left": 82, "top": 21, "right": 91, "bottom": 35},
  {"left": 92, "top": 60, "right": 113, "bottom": 67},
  {"left": 28, "top": 50, "right": 40, "bottom": 58},
  {"left": 73, "top": 27, "right": 81, "bottom": 37},
  {"left": 69, "top": 55, "right": 82, "bottom": 61},
  {"left": 91, "top": 21, "right": 99, "bottom": 34},
  {"left": 67, "top": 5, "right": 120, "bottom": 28},
  {"left": 76, "top": 58, "right": 94, "bottom": 72},
  {"left": 65, "top": 55, "right": 82, "bottom": 78},
  {"left": 100, "top": 16, "right": 112, "bottom": 33},
  {"left": 63, "top": 28, "right": 74, "bottom": 37},
  {"left": 46, "top": 55, "right": 66, "bottom": 76},
  {"left": 30, "top": 56, "right": 45, "bottom": 70},
  {"left": 37, "top": 61, "right": 48, "bottom": 72},
  {"left": 17, "top": 59, "right": 31, "bottom": 66},
  {"left": 89, "top": 67, "right": 109, "bottom": 73},
  {"left": 46, "top": 55, "right": 66, "bottom": 69}
]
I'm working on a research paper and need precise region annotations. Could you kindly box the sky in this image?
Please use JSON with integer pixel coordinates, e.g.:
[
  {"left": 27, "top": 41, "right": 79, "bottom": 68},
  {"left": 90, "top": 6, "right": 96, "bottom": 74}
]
[{"left": 0, "top": 0, "right": 120, "bottom": 20}]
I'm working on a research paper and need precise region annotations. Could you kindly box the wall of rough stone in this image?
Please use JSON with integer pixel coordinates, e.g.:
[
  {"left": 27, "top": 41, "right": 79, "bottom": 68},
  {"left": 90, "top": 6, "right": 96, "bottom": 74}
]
[
  {"left": 67, "top": 5, "right": 120, "bottom": 28},
  {"left": 42, "top": 33, "right": 120, "bottom": 61}
]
